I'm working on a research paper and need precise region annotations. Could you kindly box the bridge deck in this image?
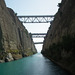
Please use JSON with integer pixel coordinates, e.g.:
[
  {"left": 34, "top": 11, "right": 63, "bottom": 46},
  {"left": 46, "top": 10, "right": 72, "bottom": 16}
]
[
  {"left": 31, "top": 33, "right": 47, "bottom": 35},
  {"left": 34, "top": 42, "right": 43, "bottom": 44}
]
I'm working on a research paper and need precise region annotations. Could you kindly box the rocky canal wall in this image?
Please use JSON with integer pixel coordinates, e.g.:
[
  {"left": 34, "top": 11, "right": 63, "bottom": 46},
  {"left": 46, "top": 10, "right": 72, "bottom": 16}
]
[
  {"left": 42, "top": 0, "right": 75, "bottom": 75},
  {"left": 0, "top": 0, "right": 37, "bottom": 62}
]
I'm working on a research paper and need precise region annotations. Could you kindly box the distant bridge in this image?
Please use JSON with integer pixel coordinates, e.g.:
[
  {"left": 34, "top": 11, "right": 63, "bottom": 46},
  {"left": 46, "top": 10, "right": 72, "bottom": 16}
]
[
  {"left": 31, "top": 33, "right": 46, "bottom": 38},
  {"left": 34, "top": 42, "right": 43, "bottom": 44},
  {"left": 18, "top": 15, "right": 54, "bottom": 23},
  {"left": 30, "top": 33, "right": 46, "bottom": 44},
  {"left": 18, "top": 15, "right": 53, "bottom": 44}
]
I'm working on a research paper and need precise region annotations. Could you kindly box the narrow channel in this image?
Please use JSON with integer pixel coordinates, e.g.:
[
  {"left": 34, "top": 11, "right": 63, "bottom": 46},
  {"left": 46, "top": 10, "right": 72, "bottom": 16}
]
[{"left": 0, "top": 53, "right": 69, "bottom": 75}]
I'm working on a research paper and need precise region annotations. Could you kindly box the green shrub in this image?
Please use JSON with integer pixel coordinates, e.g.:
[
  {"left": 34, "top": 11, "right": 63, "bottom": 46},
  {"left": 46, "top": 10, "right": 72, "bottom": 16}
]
[{"left": 6, "top": 50, "right": 20, "bottom": 54}]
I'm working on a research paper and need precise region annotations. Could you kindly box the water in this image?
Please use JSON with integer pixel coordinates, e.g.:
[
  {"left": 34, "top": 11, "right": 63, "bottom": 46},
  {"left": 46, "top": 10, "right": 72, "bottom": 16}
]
[{"left": 0, "top": 53, "right": 69, "bottom": 75}]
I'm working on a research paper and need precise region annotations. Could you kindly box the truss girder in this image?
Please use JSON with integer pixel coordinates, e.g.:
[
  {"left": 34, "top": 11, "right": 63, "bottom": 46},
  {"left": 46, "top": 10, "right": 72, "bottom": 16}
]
[
  {"left": 32, "top": 35, "right": 46, "bottom": 38},
  {"left": 18, "top": 15, "right": 54, "bottom": 23},
  {"left": 31, "top": 33, "right": 46, "bottom": 38}
]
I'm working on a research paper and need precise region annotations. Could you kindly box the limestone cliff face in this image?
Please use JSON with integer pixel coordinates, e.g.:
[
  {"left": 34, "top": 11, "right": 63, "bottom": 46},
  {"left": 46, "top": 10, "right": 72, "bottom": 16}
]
[
  {"left": 0, "top": 0, "right": 37, "bottom": 62},
  {"left": 42, "top": 0, "right": 75, "bottom": 75}
]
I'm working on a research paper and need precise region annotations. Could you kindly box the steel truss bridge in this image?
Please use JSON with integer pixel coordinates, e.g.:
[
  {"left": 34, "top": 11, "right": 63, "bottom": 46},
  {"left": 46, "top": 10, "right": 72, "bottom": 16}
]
[
  {"left": 31, "top": 33, "right": 46, "bottom": 38},
  {"left": 18, "top": 15, "right": 54, "bottom": 23},
  {"left": 30, "top": 33, "right": 46, "bottom": 44},
  {"left": 18, "top": 15, "right": 54, "bottom": 44}
]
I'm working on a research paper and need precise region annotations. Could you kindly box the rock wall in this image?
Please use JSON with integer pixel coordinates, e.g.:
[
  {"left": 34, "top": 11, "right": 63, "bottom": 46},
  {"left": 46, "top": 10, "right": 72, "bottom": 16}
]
[
  {"left": 0, "top": 0, "right": 37, "bottom": 62},
  {"left": 42, "top": 0, "right": 75, "bottom": 75}
]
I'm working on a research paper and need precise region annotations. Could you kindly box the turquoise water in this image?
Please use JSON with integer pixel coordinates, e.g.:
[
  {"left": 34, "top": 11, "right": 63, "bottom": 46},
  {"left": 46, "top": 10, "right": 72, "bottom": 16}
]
[{"left": 0, "top": 53, "right": 69, "bottom": 75}]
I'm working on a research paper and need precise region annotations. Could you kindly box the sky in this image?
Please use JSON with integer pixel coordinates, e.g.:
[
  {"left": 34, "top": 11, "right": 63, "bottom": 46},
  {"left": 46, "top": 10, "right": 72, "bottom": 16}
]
[{"left": 5, "top": 0, "right": 61, "bottom": 52}]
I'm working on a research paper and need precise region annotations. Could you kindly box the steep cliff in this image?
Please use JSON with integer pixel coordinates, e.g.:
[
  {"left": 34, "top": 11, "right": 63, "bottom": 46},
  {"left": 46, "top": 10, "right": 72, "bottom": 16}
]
[
  {"left": 42, "top": 0, "right": 75, "bottom": 75},
  {"left": 0, "top": 0, "right": 37, "bottom": 62}
]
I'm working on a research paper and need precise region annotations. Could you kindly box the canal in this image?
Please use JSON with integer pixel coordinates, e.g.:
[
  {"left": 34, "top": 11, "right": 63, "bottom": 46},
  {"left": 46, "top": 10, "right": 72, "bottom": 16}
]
[{"left": 0, "top": 53, "right": 69, "bottom": 75}]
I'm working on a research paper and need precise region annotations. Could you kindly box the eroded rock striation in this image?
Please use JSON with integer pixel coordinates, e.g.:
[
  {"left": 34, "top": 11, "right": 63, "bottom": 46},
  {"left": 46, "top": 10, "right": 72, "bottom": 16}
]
[
  {"left": 0, "top": 0, "right": 37, "bottom": 62},
  {"left": 42, "top": 0, "right": 75, "bottom": 75}
]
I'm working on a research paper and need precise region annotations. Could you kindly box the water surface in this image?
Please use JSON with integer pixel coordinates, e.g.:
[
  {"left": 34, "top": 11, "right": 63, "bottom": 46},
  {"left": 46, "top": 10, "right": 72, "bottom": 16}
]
[{"left": 0, "top": 53, "right": 69, "bottom": 75}]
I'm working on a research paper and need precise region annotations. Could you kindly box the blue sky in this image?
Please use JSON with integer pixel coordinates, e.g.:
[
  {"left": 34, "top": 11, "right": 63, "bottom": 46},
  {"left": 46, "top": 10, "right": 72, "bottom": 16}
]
[
  {"left": 5, "top": 0, "right": 61, "bottom": 52},
  {"left": 5, "top": 0, "right": 61, "bottom": 15}
]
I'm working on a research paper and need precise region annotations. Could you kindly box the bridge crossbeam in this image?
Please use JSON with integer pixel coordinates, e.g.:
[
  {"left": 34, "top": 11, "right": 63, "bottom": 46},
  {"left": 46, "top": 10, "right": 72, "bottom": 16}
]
[
  {"left": 34, "top": 42, "right": 43, "bottom": 44},
  {"left": 31, "top": 33, "right": 46, "bottom": 38},
  {"left": 32, "top": 35, "right": 46, "bottom": 38},
  {"left": 18, "top": 15, "right": 54, "bottom": 23},
  {"left": 31, "top": 33, "right": 47, "bottom": 35}
]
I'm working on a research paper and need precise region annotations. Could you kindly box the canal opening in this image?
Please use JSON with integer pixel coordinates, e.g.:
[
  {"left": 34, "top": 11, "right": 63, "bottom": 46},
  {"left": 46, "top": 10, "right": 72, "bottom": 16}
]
[{"left": 23, "top": 23, "right": 50, "bottom": 53}]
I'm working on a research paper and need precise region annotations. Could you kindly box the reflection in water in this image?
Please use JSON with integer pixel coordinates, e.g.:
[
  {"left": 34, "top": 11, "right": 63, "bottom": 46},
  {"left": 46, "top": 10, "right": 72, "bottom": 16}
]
[{"left": 0, "top": 53, "right": 69, "bottom": 75}]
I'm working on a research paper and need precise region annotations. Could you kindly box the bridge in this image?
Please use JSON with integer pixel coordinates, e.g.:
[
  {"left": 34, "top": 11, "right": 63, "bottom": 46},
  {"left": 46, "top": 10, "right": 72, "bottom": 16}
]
[
  {"left": 31, "top": 33, "right": 46, "bottom": 38},
  {"left": 34, "top": 42, "right": 43, "bottom": 44},
  {"left": 18, "top": 15, "right": 54, "bottom": 23},
  {"left": 30, "top": 33, "right": 46, "bottom": 44},
  {"left": 18, "top": 15, "right": 54, "bottom": 44}
]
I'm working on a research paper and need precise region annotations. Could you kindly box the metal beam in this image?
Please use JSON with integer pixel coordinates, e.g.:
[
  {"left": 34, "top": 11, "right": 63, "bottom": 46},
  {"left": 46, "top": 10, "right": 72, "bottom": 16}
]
[
  {"left": 30, "top": 33, "right": 46, "bottom": 38},
  {"left": 32, "top": 35, "right": 45, "bottom": 38},
  {"left": 18, "top": 15, "right": 54, "bottom": 23},
  {"left": 34, "top": 42, "right": 43, "bottom": 44},
  {"left": 31, "top": 33, "right": 46, "bottom": 35}
]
